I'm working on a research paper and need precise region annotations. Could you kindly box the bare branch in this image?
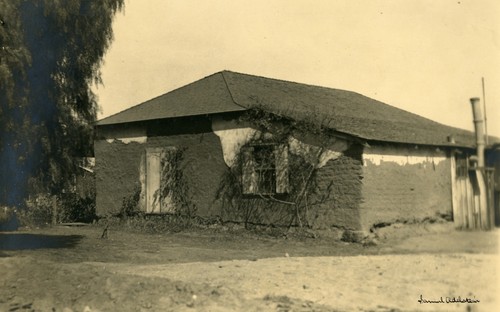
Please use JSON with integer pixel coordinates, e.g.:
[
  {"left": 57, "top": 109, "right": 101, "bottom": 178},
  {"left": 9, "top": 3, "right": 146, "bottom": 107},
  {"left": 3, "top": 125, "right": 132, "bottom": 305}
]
[{"left": 257, "top": 193, "right": 295, "bottom": 205}]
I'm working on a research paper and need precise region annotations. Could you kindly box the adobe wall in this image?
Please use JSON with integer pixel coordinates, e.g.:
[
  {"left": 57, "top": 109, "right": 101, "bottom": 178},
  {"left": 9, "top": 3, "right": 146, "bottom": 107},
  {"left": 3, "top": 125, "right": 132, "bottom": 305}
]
[
  {"left": 307, "top": 145, "right": 364, "bottom": 230},
  {"left": 95, "top": 115, "right": 365, "bottom": 230},
  {"left": 215, "top": 150, "right": 364, "bottom": 230},
  {"left": 95, "top": 118, "right": 368, "bottom": 230},
  {"left": 94, "top": 118, "right": 228, "bottom": 217},
  {"left": 212, "top": 116, "right": 364, "bottom": 230},
  {"left": 360, "top": 144, "right": 452, "bottom": 231},
  {"left": 94, "top": 138, "right": 144, "bottom": 216},
  {"left": 96, "top": 117, "right": 453, "bottom": 233}
]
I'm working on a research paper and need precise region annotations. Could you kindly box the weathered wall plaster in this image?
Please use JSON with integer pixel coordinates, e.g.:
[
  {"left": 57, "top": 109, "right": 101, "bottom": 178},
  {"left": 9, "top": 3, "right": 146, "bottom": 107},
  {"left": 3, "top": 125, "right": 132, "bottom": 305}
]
[
  {"left": 360, "top": 144, "right": 452, "bottom": 231},
  {"left": 211, "top": 117, "right": 362, "bottom": 229},
  {"left": 288, "top": 136, "right": 342, "bottom": 168},
  {"left": 211, "top": 117, "right": 258, "bottom": 167},
  {"left": 211, "top": 117, "right": 344, "bottom": 168},
  {"left": 106, "top": 136, "right": 148, "bottom": 144},
  {"left": 98, "top": 116, "right": 454, "bottom": 233},
  {"left": 363, "top": 149, "right": 446, "bottom": 167}
]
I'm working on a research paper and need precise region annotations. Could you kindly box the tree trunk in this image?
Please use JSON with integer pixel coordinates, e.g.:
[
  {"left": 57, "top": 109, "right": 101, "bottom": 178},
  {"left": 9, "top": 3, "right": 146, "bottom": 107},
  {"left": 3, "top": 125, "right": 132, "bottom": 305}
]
[{"left": 51, "top": 195, "right": 58, "bottom": 225}]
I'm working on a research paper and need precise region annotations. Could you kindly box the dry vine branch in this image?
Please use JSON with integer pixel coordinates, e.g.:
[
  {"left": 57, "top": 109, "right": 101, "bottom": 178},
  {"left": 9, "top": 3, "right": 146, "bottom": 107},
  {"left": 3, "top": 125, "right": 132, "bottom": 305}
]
[
  {"left": 217, "top": 106, "right": 338, "bottom": 230},
  {"left": 287, "top": 147, "right": 325, "bottom": 229}
]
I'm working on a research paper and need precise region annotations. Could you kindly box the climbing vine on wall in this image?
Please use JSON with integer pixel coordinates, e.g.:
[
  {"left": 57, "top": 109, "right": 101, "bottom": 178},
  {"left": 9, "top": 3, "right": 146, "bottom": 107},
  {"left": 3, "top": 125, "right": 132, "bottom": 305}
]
[
  {"left": 156, "top": 147, "right": 197, "bottom": 219},
  {"left": 118, "top": 147, "right": 197, "bottom": 228},
  {"left": 216, "top": 107, "right": 338, "bottom": 229}
]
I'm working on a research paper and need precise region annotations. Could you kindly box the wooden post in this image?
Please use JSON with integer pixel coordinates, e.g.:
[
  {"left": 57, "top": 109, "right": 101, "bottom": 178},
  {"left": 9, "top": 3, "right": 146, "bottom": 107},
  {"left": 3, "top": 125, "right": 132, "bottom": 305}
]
[
  {"left": 486, "top": 168, "right": 496, "bottom": 228},
  {"left": 450, "top": 154, "right": 462, "bottom": 228},
  {"left": 475, "top": 170, "right": 489, "bottom": 230}
]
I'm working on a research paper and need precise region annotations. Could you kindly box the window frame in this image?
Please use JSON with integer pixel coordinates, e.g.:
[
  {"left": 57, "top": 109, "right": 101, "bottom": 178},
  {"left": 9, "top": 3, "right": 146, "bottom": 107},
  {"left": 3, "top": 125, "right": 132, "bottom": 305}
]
[{"left": 241, "top": 142, "right": 289, "bottom": 196}]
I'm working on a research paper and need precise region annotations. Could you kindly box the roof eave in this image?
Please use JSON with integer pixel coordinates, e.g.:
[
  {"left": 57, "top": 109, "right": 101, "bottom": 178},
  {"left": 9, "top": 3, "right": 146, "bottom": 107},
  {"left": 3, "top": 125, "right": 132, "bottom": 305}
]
[{"left": 95, "top": 108, "right": 248, "bottom": 127}]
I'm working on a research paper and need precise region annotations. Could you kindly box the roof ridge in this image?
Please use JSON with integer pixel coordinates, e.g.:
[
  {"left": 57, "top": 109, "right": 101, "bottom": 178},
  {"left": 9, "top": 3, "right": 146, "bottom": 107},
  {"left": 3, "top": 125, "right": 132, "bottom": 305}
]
[
  {"left": 222, "top": 70, "right": 348, "bottom": 92},
  {"left": 220, "top": 71, "right": 247, "bottom": 110},
  {"left": 221, "top": 70, "right": 459, "bottom": 130},
  {"left": 97, "top": 71, "right": 226, "bottom": 124}
]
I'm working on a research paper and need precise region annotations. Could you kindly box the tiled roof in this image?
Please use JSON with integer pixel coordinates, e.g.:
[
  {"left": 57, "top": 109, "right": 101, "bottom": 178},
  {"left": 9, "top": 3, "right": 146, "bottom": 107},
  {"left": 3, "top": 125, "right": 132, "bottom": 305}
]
[{"left": 98, "top": 70, "right": 484, "bottom": 147}]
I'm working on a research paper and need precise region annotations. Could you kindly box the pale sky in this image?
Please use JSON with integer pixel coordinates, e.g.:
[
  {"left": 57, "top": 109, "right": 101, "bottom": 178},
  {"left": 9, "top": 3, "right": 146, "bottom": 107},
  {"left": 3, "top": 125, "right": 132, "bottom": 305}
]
[{"left": 95, "top": 0, "right": 500, "bottom": 137}]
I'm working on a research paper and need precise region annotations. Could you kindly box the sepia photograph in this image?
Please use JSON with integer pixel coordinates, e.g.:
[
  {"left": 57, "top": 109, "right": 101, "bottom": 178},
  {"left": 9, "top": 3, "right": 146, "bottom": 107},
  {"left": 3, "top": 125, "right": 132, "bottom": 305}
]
[{"left": 1, "top": 0, "right": 499, "bottom": 311}]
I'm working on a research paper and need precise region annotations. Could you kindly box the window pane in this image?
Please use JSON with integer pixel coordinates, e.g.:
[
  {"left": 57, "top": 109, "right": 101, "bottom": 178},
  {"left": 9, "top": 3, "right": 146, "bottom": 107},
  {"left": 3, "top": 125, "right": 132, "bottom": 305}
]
[
  {"left": 254, "top": 145, "right": 275, "bottom": 169},
  {"left": 241, "top": 144, "right": 288, "bottom": 195},
  {"left": 257, "top": 169, "right": 276, "bottom": 194}
]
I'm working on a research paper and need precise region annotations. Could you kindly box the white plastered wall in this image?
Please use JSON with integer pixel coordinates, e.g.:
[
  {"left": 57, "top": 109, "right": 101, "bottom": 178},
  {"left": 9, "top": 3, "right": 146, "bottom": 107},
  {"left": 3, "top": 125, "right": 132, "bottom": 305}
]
[
  {"left": 363, "top": 145, "right": 447, "bottom": 167},
  {"left": 211, "top": 117, "right": 345, "bottom": 168}
]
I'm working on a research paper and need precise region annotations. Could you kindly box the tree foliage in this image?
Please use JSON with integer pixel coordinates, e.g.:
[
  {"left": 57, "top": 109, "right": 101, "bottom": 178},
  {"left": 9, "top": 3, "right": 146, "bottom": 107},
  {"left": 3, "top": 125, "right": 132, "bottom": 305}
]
[{"left": 0, "top": 0, "right": 124, "bottom": 206}]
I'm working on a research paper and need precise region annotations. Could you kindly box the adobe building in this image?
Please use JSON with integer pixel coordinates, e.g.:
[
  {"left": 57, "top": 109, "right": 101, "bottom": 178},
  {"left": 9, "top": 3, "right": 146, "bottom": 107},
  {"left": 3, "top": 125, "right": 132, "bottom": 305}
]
[{"left": 95, "top": 71, "right": 499, "bottom": 233}]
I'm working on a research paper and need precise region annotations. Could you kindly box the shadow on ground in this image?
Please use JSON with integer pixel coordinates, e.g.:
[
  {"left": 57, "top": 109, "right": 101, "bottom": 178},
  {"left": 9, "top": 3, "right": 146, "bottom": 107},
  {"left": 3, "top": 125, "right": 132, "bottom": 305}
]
[{"left": 0, "top": 233, "right": 83, "bottom": 250}]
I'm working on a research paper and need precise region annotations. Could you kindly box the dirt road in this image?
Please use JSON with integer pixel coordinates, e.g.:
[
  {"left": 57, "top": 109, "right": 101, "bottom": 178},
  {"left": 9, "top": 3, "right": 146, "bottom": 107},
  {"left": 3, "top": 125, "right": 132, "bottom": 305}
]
[{"left": 0, "top": 224, "right": 498, "bottom": 311}]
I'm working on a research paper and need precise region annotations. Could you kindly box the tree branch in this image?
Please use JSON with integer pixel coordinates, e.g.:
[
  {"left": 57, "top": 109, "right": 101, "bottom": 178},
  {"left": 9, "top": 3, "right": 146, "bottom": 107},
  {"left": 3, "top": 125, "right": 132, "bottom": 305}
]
[{"left": 257, "top": 193, "right": 295, "bottom": 205}]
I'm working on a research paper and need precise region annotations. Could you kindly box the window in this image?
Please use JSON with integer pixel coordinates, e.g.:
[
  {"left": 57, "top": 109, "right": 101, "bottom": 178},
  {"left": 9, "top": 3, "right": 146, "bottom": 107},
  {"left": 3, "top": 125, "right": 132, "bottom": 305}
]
[
  {"left": 241, "top": 143, "right": 289, "bottom": 195},
  {"left": 254, "top": 145, "right": 276, "bottom": 194}
]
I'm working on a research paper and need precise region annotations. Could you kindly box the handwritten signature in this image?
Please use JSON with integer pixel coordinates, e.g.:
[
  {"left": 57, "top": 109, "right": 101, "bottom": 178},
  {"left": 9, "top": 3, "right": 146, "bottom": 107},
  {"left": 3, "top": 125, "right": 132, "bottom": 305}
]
[{"left": 418, "top": 294, "right": 480, "bottom": 304}]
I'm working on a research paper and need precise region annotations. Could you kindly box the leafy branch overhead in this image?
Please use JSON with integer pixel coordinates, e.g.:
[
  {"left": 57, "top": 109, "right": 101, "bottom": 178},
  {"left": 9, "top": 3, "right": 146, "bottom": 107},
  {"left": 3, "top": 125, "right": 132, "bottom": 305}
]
[{"left": 0, "top": 0, "right": 124, "bottom": 206}]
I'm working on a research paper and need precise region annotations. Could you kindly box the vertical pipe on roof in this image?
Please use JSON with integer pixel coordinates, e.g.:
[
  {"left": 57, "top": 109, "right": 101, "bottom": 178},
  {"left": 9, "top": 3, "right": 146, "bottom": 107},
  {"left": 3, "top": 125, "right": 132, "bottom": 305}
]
[
  {"left": 470, "top": 97, "right": 490, "bottom": 229},
  {"left": 470, "top": 97, "right": 485, "bottom": 168},
  {"left": 481, "top": 78, "right": 488, "bottom": 145}
]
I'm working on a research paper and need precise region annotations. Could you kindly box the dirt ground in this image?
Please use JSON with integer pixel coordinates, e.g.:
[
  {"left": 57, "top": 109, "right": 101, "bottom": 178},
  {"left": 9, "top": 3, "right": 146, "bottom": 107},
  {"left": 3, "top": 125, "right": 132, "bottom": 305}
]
[{"left": 0, "top": 223, "right": 498, "bottom": 312}]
